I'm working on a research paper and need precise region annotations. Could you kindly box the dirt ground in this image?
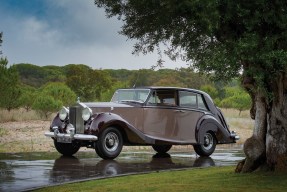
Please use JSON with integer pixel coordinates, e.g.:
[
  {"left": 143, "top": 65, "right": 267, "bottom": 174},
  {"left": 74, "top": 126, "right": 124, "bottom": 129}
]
[
  {"left": 0, "top": 121, "right": 53, "bottom": 153},
  {"left": 0, "top": 116, "right": 253, "bottom": 153}
]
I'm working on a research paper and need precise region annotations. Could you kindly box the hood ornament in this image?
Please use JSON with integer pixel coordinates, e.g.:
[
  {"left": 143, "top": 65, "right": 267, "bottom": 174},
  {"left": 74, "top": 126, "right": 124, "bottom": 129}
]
[{"left": 77, "top": 97, "right": 80, "bottom": 103}]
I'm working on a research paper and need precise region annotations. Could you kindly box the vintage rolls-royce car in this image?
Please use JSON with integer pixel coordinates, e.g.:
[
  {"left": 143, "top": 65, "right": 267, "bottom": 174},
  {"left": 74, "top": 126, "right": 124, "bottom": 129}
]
[{"left": 45, "top": 87, "right": 239, "bottom": 159}]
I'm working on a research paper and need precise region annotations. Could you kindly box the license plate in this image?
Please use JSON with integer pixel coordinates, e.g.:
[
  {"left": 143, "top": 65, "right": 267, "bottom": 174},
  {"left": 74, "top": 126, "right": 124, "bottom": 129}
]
[{"left": 57, "top": 137, "right": 72, "bottom": 143}]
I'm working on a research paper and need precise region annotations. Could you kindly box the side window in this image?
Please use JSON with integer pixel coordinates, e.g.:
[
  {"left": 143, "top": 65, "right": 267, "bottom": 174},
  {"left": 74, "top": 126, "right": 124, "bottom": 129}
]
[
  {"left": 147, "top": 91, "right": 160, "bottom": 104},
  {"left": 179, "top": 91, "right": 197, "bottom": 108},
  {"left": 198, "top": 94, "right": 208, "bottom": 110},
  {"left": 147, "top": 90, "right": 177, "bottom": 106}
]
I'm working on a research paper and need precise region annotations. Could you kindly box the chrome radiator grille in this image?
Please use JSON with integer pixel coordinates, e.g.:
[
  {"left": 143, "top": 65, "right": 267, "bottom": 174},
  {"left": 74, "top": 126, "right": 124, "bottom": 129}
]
[{"left": 69, "top": 105, "right": 84, "bottom": 134}]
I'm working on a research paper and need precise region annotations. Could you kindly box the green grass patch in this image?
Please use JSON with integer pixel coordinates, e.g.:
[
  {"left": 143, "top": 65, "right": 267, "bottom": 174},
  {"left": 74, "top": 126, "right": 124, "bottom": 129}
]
[{"left": 34, "top": 166, "right": 287, "bottom": 192}]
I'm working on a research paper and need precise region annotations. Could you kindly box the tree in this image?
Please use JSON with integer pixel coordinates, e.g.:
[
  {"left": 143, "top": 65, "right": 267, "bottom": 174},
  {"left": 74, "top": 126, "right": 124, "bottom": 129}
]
[
  {"left": 65, "top": 64, "right": 112, "bottom": 101},
  {"left": 219, "top": 87, "right": 251, "bottom": 115},
  {"left": 0, "top": 59, "right": 22, "bottom": 111},
  {"left": 128, "top": 69, "right": 155, "bottom": 87},
  {"left": 200, "top": 85, "right": 219, "bottom": 100},
  {"left": 14, "top": 63, "right": 66, "bottom": 88},
  {"left": 32, "top": 83, "right": 75, "bottom": 119},
  {"left": 0, "top": 33, "right": 22, "bottom": 111},
  {"left": 18, "top": 86, "right": 37, "bottom": 112},
  {"left": 95, "top": 1, "right": 287, "bottom": 172},
  {"left": 41, "top": 82, "right": 77, "bottom": 106},
  {"left": 32, "top": 94, "right": 62, "bottom": 119}
]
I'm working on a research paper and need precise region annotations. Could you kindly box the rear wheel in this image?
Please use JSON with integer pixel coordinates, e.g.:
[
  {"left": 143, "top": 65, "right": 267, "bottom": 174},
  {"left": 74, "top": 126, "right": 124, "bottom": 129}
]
[
  {"left": 193, "top": 132, "right": 216, "bottom": 157},
  {"left": 152, "top": 145, "right": 172, "bottom": 154},
  {"left": 95, "top": 127, "right": 123, "bottom": 160},
  {"left": 54, "top": 140, "right": 80, "bottom": 156}
]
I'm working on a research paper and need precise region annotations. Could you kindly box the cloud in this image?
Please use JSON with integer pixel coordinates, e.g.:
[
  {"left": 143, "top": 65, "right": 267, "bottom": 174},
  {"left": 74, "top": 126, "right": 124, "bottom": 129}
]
[{"left": 0, "top": 0, "right": 187, "bottom": 69}]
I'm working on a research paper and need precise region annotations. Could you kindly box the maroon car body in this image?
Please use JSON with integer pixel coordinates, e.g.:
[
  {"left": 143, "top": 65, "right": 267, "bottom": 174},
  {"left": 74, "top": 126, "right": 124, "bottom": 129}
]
[{"left": 45, "top": 87, "right": 239, "bottom": 159}]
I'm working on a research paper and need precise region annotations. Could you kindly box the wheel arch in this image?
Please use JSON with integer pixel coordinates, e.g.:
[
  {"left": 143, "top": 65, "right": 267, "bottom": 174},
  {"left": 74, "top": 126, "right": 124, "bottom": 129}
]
[
  {"left": 90, "top": 113, "right": 148, "bottom": 145},
  {"left": 195, "top": 114, "right": 231, "bottom": 145}
]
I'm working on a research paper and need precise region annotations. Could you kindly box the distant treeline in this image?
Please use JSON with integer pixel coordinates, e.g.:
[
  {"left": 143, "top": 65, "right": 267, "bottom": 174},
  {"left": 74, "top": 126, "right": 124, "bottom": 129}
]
[{"left": 0, "top": 62, "right": 251, "bottom": 118}]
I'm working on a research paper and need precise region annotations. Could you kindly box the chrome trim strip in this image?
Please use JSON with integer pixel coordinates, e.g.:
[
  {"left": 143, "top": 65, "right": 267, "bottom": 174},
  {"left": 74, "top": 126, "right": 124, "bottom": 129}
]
[
  {"left": 74, "top": 134, "right": 98, "bottom": 141},
  {"left": 44, "top": 132, "right": 98, "bottom": 141}
]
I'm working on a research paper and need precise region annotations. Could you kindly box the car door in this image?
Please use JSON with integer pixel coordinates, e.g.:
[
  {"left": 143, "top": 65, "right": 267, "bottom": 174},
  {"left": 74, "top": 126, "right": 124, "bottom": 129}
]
[
  {"left": 174, "top": 91, "right": 206, "bottom": 143},
  {"left": 143, "top": 89, "right": 177, "bottom": 139}
]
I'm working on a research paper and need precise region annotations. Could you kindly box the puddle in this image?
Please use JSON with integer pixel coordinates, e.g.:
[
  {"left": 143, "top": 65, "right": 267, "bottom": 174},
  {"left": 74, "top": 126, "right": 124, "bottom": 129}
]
[{"left": 0, "top": 148, "right": 244, "bottom": 192}]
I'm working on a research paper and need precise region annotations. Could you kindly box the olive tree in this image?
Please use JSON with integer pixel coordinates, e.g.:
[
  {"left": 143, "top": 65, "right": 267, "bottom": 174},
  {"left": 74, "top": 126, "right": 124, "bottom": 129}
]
[{"left": 95, "top": 0, "right": 287, "bottom": 172}]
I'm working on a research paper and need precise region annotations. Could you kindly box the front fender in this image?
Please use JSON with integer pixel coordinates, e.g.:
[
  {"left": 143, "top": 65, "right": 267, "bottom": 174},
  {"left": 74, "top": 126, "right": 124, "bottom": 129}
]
[
  {"left": 89, "top": 112, "right": 152, "bottom": 144},
  {"left": 196, "top": 114, "right": 234, "bottom": 144}
]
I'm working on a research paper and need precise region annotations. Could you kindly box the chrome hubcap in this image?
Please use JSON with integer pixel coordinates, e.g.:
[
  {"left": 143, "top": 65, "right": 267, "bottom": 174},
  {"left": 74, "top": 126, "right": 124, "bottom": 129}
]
[
  {"left": 104, "top": 132, "right": 119, "bottom": 152},
  {"left": 203, "top": 133, "right": 213, "bottom": 151}
]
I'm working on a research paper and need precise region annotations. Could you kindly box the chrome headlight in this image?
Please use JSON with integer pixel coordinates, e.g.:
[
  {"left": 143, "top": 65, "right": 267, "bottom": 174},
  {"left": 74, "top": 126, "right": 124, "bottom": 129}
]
[
  {"left": 82, "top": 107, "right": 92, "bottom": 121},
  {"left": 59, "top": 107, "right": 69, "bottom": 121}
]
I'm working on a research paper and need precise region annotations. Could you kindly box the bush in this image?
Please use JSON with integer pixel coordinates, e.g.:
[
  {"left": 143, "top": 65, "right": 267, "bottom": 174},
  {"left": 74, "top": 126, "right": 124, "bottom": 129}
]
[{"left": 32, "top": 94, "right": 62, "bottom": 119}]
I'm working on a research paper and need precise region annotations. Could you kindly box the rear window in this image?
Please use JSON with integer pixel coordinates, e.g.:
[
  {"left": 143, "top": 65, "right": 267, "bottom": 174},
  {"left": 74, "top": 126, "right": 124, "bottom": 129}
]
[{"left": 179, "top": 91, "right": 207, "bottom": 110}]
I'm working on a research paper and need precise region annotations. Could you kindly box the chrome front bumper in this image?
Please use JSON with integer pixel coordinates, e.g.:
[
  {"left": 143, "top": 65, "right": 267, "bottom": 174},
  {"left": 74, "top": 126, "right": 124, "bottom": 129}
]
[{"left": 44, "top": 131, "right": 98, "bottom": 141}]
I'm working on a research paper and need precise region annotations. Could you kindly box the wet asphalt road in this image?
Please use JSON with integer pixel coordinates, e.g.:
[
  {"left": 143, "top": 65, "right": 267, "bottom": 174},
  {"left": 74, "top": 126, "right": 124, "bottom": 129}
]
[{"left": 0, "top": 147, "right": 244, "bottom": 192}]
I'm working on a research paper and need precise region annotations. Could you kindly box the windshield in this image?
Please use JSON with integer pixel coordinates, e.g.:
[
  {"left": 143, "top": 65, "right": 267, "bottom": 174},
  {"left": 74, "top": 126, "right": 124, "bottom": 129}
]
[{"left": 111, "top": 89, "right": 150, "bottom": 104}]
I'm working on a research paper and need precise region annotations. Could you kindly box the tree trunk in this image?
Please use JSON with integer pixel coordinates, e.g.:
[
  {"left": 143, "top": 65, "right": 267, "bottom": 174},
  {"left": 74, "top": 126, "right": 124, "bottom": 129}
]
[
  {"left": 266, "top": 73, "right": 287, "bottom": 171},
  {"left": 236, "top": 73, "right": 287, "bottom": 172}
]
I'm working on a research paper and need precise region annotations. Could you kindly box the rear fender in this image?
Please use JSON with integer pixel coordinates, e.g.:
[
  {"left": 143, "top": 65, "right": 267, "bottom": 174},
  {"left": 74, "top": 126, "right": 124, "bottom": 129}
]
[{"left": 196, "top": 114, "right": 234, "bottom": 144}]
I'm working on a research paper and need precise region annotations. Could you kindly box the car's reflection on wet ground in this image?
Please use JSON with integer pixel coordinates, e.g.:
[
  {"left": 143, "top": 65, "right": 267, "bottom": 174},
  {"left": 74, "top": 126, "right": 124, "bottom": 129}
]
[{"left": 0, "top": 147, "right": 244, "bottom": 192}]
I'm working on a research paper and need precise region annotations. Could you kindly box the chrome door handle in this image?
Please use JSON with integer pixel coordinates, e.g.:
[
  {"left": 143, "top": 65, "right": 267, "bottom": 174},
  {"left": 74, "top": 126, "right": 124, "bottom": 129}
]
[{"left": 175, "top": 110, "right": 185, "bottom": 113}]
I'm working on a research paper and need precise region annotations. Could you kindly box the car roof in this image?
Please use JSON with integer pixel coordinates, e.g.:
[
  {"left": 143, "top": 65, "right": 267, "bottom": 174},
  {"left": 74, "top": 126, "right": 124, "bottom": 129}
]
[{"left": 133, "top": 86, "right": 208, "bottom": 95}]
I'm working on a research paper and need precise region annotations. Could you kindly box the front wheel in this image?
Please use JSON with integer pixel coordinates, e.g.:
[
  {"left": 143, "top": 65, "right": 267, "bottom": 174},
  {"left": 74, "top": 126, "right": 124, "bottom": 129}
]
[
  {"left": 54, "top": 140, "right": 80, "bottom": 156},
  {"left": 95, "top": 127, "right": 123, "bottom": 160},
  {"left": 152, "top": 145, "right": 172, "bottom": 154},
  {"left": 193, "top": 132, "right": 216, "bottom": 157}
]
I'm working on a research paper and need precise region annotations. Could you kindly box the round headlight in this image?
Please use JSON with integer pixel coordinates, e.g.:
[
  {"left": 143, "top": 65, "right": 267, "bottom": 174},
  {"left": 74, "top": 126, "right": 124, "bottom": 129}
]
[
  {"left": 82, "top": 107, "right": 92, "bottom": 121},
  {"left": 59, "top": 107, "right": 69, "bottom": 121}
]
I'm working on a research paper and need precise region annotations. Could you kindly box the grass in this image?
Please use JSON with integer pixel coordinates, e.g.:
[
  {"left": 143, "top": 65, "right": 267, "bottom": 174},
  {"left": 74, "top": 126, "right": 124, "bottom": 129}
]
[
  {"left": 221, "top": 108, "right": 251, "bottom": 118},
  {"left": 0, "top": 108, "right": 43, "bottom": 122},
  {"left": 33, "top": 166, "right": 287, "bottom": 192}
]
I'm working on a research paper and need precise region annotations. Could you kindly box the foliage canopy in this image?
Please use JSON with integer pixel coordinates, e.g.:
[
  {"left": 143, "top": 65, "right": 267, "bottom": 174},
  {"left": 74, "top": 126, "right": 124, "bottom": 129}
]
[{"left": 95, "top": 0, "right": 287, "bottom": 83}]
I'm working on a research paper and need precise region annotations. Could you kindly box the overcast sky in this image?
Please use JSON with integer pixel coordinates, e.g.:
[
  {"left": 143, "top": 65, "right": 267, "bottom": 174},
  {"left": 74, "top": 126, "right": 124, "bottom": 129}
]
[{"left": 0, "top": 0, "right": 188, "bottom": 70}]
